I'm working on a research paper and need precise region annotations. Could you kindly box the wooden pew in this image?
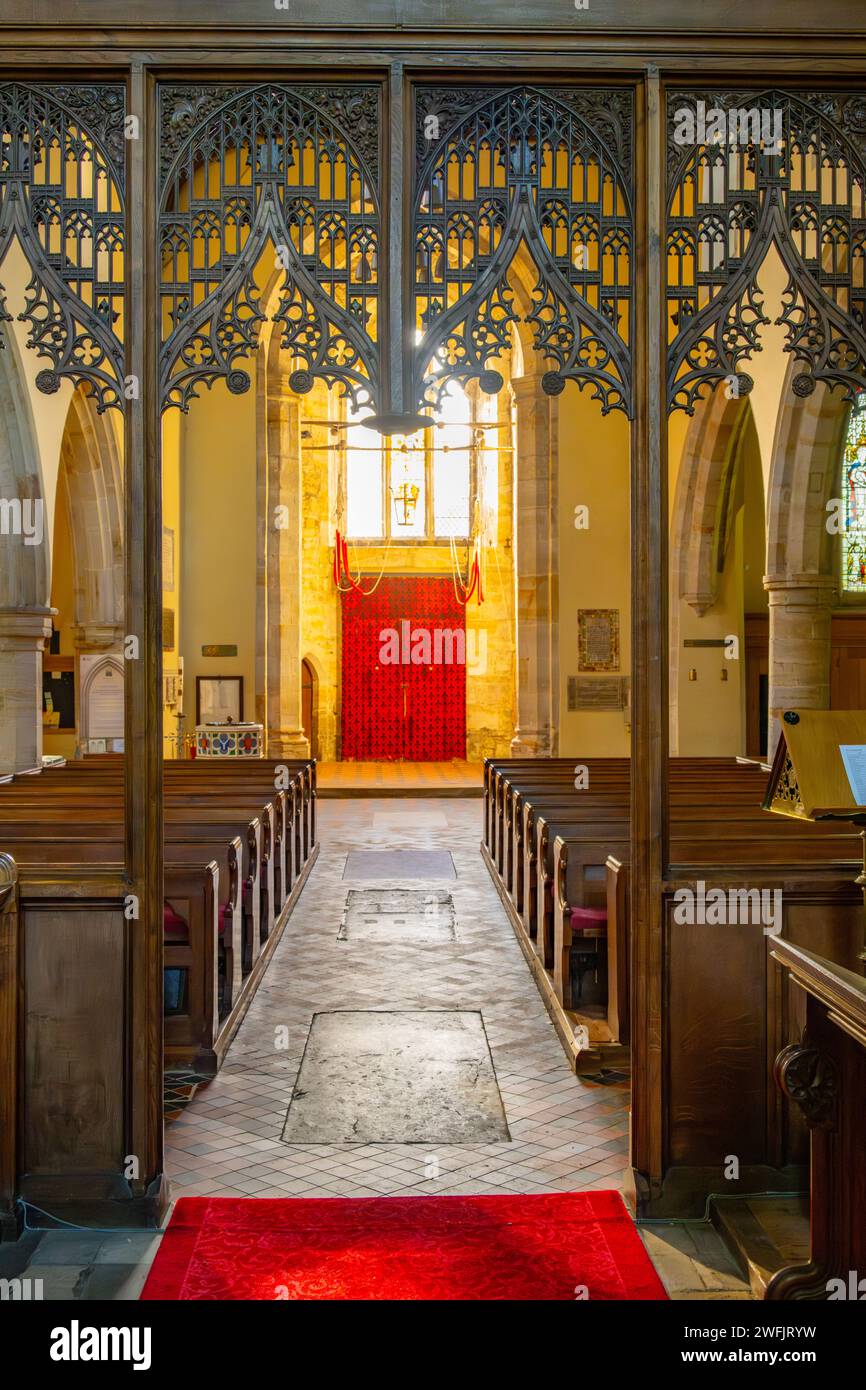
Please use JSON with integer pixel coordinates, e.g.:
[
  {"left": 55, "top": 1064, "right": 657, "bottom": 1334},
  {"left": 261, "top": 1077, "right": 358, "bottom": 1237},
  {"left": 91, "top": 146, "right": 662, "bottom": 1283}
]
[{"left": 0, "top": 755, "right": 318, "bottom": 1073}]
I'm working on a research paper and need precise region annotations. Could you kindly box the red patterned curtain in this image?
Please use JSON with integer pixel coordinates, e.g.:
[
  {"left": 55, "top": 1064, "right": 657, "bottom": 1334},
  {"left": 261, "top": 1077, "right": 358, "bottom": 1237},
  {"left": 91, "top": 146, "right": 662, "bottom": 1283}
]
[{"left": 341, "top": 576, "right": 467, "bottom": 760}]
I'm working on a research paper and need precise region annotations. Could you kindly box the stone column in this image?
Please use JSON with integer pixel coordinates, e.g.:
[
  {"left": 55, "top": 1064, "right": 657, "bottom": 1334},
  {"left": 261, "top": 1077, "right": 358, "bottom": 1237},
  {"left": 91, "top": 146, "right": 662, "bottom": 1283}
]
[
  {"left": 510, "top": 373, "right": 556, "bottom": 755},
  {"left": 265, "top": 381, "right": 310, "bottom": 758},
  {"left": 0, "top": 605, "right": 53, "bottom": 774},
  {"left": 765, "top": 574, "right": 835, "bottom": 755}
]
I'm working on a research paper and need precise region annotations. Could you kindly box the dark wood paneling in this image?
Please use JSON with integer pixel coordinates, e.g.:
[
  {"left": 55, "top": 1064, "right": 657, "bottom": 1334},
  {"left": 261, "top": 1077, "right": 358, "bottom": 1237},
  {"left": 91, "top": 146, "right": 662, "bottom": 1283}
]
[
  {"left": 0, "top": 856, "right": 18, "bottom": 1234},
  {"left": 22, "top": 904, "right": 125, "bottom": 1174},
  {"left": 831, "top": 613, "right": 866, "bottom": 708},
  {"left": 667, "top": 913, "right": 767, "bottom": 1166},
  {"left": 2, "top": 0, "right": 864, "bottom": 32}
]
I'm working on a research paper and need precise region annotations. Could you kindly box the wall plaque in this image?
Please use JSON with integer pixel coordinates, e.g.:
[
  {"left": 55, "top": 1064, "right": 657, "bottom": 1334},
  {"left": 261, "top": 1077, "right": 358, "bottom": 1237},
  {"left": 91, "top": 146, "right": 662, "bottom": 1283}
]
[
  {"left": 578, "top": 608, "right": 620, "bottom": 671},
  {"left": 202, "top": 644, "right": 238, "bottom": 658},
  {"left": 568, "top": 676, "right": 626, "bottom": 712}
]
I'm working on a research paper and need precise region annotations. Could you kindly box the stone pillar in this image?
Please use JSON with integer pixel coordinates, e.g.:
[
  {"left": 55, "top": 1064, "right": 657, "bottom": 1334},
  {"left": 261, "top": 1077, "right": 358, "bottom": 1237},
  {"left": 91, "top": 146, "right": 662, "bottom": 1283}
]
[
  {"left": 765, "top": 574, "right": 835, "bottom": 755},
  {"left": 0, "top": 605, "right": 53, "bottom": 774},
  {"left": 510, "top": 373, "right": 556, "bottom": 755},
  {"left": 265, "top": 382, "right": 310, "bottom": 758}
]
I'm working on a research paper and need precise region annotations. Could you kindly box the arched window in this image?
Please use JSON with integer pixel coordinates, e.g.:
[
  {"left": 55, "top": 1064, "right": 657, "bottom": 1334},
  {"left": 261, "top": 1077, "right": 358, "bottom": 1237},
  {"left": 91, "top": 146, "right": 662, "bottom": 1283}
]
[
  {"left": 842, "top": 395, "right": 866, "bottom": 593},
  {"left": 343, "top": 382, "right": 497, "bottom": 542}
]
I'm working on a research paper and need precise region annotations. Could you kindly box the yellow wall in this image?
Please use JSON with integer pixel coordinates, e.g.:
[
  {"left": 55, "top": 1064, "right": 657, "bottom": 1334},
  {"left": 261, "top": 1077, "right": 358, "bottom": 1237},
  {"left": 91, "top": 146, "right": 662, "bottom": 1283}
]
[
  {"left": 162, "top": 408, "right": 183, "bottom": 750},
  {"left": 301, "top": 380, "right": 339, "bottom": 759},
  {"left": 178, "top": 379, "right": 258, "bottom": 734},
  {"left": 556, "top": 389, "right": 631, "bottom": 756}
]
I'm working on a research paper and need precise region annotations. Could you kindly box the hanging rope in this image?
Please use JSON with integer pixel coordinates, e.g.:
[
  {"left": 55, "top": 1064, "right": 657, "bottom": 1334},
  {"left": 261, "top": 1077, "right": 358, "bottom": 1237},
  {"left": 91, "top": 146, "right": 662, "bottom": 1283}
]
[
  {"left": 449, "top": 532, "right": 484, "bottom": 607},
  {"left": 333, "top": 529, "right": 393, "bottom": 596}
]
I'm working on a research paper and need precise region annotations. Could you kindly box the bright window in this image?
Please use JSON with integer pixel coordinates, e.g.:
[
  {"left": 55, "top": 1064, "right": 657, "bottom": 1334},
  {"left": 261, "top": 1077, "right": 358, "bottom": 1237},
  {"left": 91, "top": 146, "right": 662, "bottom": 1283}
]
[
  {"left": 433, "top": 383, "right": 472, "bottom": 537},
  {"left": 345, "top": 411, "right": 384, "bottom": 538},
  {"left": 343, "top": 383, "right": 497, "bottom": 541}
]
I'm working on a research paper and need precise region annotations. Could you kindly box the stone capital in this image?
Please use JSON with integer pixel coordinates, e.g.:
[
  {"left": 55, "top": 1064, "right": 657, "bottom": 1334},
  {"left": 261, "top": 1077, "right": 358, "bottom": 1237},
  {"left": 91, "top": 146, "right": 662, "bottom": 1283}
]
[
  {"left": 0, "top": 605, "right": 54, "bottom": 649},
  {"left": 72, "top": 621, "right": 125, "bottom": 652},
  {"left": 510, "top": 373, "right": 548, "bottom": 406},
  {"left": 763, "top": 573, "right": 837, "bottom": 604}
]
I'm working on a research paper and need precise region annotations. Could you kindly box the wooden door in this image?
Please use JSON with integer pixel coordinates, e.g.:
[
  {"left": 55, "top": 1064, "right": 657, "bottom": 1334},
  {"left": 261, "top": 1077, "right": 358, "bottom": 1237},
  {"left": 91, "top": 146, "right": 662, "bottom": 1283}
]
[
  {"left": 341, "top": 576, "right": 466, "bottom": 761},
  {"left": 301, "top": 659, "right": 316, "bottom": 759}
]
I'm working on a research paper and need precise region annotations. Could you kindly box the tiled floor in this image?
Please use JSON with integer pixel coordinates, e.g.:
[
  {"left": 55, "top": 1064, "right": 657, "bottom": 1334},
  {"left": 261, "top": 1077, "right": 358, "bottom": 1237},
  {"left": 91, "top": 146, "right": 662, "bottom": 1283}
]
[
  {"left": 0, "top": 796, "right": 748, "bottom": 1299},
  {"left": 165, "top": 799, "right": 631, "bottom": 1199}
]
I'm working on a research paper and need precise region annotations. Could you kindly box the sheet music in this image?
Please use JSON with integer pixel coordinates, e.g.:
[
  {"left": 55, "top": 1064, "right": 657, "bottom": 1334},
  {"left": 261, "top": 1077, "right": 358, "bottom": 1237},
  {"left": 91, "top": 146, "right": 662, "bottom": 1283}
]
[{"left": 839, "top": 744, "right": 866, "bottom": 806}]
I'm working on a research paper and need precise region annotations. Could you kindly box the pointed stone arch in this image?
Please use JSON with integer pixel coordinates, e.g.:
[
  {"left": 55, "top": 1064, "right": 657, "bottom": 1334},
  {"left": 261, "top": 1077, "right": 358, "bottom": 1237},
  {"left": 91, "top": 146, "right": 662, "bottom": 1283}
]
[
  {"left": 57, "top": 386, "right": 125, "bottom": 648},
  {"left": 671, "top": 386, "right": 755, "bottom": 619},
  {"left": 0, "top": 321, "right": 52, "bottom": 772}
]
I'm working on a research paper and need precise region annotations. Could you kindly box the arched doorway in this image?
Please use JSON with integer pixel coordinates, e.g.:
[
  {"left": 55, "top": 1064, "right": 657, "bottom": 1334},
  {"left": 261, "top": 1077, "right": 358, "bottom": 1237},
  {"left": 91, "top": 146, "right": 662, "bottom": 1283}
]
[{"left": 301, "top": 657, "right": 318, "bottom": 760}]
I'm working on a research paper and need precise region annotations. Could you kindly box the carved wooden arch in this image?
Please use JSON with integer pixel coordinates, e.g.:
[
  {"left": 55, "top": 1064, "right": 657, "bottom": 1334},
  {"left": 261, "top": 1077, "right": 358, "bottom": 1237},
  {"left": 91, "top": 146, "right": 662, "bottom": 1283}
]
[
  {"left": 59, "top": 386, "right": 125, "bottom": 634},
  {"left": 765, "top": 355, "right": 849, "bottom": 582},
  {"left": 667, "top": 89, "right": 866, "bottom": 416},
  {"left": 412, "top": 85, "right": 634, "bottom": 417},
  {"left": 158, "top": 82, "right": 382, "bottom": 414},
  {"left": 671, "top": 385, "right": 754, "bottom": 616},
  {"left": 0, "top": 81, "right": 126, "bottom": 414}
]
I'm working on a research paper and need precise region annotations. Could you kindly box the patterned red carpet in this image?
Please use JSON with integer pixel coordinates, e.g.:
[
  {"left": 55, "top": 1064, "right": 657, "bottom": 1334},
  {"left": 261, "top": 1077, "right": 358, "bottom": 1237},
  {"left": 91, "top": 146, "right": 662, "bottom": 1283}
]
[{"left": 141, "top": 1192, "right": 667, "bottom": 1301}]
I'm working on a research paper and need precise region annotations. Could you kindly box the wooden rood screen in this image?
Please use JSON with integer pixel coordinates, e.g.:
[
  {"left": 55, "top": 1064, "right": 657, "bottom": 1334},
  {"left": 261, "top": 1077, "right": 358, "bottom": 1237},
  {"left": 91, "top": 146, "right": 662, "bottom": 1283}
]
[{"left": 2, "top": 7, "right": 866, "bottom": 1240}]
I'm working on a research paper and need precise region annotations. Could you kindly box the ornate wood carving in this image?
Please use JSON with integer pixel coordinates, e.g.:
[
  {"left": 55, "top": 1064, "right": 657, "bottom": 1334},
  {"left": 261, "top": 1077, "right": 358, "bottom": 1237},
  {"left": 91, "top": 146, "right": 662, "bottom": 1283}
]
[
  {"left": 774, "top": 1039, "right": 839, "bottom": 1129},
  {"left": 157, "top": 83, "right": 381, "bottom": 414},
  {"left": 0, "top": 81, "right": 126, "bottom": 412},
  {"left": 667, "top": 89, "right": 866, "bottom": 414},
  {"left": 413, "top": 85, "right": 634, "bottom": 417}
]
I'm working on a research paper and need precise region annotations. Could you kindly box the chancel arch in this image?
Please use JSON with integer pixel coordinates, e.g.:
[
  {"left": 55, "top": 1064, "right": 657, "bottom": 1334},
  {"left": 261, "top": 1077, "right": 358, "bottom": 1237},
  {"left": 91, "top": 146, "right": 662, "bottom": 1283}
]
[{"left": 0, "top": 321, "right": 52, "bottom": 774}]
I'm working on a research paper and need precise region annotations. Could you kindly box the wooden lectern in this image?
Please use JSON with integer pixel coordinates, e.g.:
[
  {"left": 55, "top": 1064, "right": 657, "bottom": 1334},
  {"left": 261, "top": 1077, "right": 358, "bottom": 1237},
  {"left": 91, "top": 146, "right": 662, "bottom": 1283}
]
[{"left": 764, "top": 708, "right": 866, "bottom": 962}]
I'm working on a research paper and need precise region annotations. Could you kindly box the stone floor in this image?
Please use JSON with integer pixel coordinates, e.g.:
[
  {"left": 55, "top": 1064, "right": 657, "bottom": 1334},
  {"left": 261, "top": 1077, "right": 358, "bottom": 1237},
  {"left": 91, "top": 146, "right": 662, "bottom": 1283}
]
[{"left": 0, "top": 797, "right": 749, "bottom": 1300}]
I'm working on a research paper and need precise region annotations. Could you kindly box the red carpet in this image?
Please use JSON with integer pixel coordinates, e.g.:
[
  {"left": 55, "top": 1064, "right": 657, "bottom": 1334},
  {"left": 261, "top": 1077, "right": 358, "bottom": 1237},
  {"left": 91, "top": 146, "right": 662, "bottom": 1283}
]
[{"left": 141, "top": 1192, "right": 667, "bottom": 1301}]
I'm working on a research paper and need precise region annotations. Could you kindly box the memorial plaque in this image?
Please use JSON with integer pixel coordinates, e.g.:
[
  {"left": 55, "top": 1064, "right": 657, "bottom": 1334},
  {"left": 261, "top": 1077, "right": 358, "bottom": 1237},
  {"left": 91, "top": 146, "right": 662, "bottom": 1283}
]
[{"left": 578, "top": 608, "right": 620, "bottom": 671}]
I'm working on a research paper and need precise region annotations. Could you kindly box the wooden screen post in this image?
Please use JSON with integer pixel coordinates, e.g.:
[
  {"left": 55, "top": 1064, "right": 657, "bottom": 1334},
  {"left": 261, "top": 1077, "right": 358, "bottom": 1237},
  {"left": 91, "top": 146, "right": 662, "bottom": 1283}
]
[
  {"left": 125, "top": 60, "right": 165, "bottom": 1220},
  {"left": 628, "top": 65, "right": 669, "bottom": 1215}
]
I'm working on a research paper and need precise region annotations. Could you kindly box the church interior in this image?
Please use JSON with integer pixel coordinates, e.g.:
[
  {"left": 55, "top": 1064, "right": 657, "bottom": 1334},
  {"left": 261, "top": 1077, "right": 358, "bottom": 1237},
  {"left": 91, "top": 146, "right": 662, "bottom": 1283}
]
[{"left": 0, "top": 2, "right": 865, "bottom": 1332}]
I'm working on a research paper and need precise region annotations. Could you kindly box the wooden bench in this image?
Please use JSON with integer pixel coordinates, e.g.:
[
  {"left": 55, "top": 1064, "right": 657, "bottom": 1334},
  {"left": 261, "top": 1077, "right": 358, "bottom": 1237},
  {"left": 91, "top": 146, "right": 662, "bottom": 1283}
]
[
  {"left": 0, "top": 756, "right": 319, "bottom": 1073},
  {"left": 481, "top": 756, "right": 863, "bottom": 1070}
]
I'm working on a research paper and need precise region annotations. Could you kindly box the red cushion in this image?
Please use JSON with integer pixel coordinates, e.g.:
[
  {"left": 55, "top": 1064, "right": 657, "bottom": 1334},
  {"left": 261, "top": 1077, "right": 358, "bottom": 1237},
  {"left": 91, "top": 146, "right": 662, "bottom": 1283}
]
[
  {"left": 219, "top": 903, "right": 233, "bottom": 937},
  {"left": 569, "top": 906, "right": 607, "bottom": 934},
  {"left": 164, "top": 903, "right": 188, "bottom": 940}
]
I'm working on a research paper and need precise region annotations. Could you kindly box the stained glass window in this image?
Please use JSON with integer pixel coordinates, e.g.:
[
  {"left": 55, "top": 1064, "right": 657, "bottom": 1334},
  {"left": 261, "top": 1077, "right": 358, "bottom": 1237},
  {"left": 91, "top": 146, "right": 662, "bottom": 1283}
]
[{"left": 842, "top": 395, "right": 866, "bottom": 593}]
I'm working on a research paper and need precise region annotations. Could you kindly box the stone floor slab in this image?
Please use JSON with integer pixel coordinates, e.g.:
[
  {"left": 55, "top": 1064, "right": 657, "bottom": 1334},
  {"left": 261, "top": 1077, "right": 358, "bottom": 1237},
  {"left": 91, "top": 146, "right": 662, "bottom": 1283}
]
[
  {"left": 281, "top": 1009, "right": 509, "bottom": 1144},
  {"left": 338, "top": 888, "right": 457, "bottom": 942},
  {"left": 343, "top": 849, "right": 456, "bottom": 879}
]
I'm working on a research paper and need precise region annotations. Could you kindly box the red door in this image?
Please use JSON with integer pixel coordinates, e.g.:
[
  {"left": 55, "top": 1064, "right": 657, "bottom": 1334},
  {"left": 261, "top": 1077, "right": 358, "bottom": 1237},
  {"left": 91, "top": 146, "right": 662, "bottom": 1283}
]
[{"left": 341, "top": 576, "right": 466, "bottom": 760}]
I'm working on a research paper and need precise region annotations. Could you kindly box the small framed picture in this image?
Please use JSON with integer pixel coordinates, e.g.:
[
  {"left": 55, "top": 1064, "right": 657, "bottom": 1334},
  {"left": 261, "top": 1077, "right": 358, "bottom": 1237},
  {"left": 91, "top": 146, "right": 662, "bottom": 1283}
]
[{"left": 196, "top": 675, "right": 243, "bottom": 725}]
